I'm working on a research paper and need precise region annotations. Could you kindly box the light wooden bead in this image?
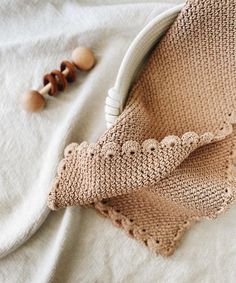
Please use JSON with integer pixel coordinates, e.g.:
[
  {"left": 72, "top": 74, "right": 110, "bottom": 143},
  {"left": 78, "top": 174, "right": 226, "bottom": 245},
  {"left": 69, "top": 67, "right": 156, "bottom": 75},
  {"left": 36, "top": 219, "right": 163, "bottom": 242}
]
[
  {"left": 21, "top": 90, "right": 46, "bottom": 112},
  {"left": 72, "top": 47, "right": 95, "bottom": 71}
]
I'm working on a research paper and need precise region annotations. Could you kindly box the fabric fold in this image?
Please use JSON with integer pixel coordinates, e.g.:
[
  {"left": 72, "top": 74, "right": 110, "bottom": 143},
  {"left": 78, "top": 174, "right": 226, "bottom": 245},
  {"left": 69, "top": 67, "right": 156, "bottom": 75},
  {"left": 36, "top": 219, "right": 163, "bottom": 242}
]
[{"left": 48, "top": 130, "right": 219, "bottom": 209}]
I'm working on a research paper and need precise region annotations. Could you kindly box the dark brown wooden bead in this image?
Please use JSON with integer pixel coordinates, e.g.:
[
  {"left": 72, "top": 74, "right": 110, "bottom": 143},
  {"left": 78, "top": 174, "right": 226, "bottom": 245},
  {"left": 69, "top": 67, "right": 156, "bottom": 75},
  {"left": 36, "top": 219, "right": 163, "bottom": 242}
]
[
  {"left": 51, "top": 70, "right": 67, "bottom": 91},
  {"left": 60, "top": 61, "right": 77, "bottom": 83},
  {"left": 43, "top": 74, "right": 58, "bottom": 96}
]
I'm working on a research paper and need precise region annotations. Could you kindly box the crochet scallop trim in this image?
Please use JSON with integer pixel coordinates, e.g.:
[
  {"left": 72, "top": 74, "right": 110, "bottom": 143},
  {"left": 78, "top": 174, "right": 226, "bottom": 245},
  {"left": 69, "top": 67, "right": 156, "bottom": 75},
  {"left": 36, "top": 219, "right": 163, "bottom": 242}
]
[
  {"left": 93, "top": 177, "right": 235, "bottom": 256},
  {"left": 48, "top": 114, "right": 236, "bottom": 211},
  {"left": 92, "top": 200, "right": 196, "bottom": 256}
]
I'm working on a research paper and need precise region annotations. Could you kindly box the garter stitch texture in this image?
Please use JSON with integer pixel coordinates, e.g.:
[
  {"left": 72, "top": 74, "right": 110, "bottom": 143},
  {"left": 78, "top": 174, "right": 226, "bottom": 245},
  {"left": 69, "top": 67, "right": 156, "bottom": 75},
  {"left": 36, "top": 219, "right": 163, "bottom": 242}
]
[{"left": 48, "top": 0, "right": 236, "bottom": 256}]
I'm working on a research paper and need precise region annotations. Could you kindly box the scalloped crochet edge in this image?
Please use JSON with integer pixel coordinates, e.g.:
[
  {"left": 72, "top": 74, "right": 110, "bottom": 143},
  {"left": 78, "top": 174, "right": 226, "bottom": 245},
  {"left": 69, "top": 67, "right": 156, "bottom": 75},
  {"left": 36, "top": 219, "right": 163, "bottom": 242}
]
[
  {"left": 47, "top": 115, "right": 236, "bottom": 255},
  {"left": 92, "top": 171, "right": 236, "bottom": 257},
  {"left": 48, "top": 112, "right": 236, "bottom": 211},
  {"left": 91, "top": 200, "right": 197, "bottom": 256}
]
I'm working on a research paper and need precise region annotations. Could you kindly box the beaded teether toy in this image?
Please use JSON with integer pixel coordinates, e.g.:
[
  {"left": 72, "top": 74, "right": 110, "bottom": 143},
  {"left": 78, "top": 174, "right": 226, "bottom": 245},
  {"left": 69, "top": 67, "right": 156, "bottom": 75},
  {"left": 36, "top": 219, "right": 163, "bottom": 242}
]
[{"left": 21, "top": 46, "right": 96, "bottom": 112}]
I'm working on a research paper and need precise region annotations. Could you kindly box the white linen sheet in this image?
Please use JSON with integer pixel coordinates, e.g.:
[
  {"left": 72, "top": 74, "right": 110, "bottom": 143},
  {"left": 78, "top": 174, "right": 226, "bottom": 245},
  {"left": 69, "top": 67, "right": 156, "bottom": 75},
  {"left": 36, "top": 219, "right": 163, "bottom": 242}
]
[{"left": 1, "top": 0, "right": 236, "bottom": 282}]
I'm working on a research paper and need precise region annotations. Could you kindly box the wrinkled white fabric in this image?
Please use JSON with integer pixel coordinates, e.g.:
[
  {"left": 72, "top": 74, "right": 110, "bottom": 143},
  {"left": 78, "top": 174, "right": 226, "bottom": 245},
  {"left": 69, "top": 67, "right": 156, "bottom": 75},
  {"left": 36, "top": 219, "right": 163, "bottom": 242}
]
[{"left": 1, "top": 0, "right": 236, "bottom": 282}]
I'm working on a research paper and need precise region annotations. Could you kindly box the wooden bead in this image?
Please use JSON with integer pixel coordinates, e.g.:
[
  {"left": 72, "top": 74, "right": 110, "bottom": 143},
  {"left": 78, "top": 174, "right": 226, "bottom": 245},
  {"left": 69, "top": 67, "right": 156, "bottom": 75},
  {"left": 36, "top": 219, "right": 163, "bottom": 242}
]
[
  {"left": 43, "top": 74, "right": 58, "bottom": 96},
  {"left": 21, "top": 90, "right": 46, "bottom": 112},
  {"left": 51, "top": 70, "right": 67, "bottom": 91},
  {"left": 72, "top": 47, "right": 95, "bottom": 71},
  {"left": 60, "top": 61, "right": 77, "bottom": 83}
]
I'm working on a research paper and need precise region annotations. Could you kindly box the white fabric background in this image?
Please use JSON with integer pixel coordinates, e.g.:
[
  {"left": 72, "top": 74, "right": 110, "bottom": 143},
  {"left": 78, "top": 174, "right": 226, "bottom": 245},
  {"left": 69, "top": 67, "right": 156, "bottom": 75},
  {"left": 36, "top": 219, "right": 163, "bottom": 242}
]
[{"left": 1, "top": 1, "right": 236, "bottom": 282}]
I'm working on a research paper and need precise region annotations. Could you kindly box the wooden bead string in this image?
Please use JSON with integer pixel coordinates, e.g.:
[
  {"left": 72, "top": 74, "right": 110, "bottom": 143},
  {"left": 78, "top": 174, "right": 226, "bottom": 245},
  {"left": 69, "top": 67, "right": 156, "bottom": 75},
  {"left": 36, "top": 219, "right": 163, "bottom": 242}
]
[{"left": 21, "top": 47, "right": 96, "bottom": 112}]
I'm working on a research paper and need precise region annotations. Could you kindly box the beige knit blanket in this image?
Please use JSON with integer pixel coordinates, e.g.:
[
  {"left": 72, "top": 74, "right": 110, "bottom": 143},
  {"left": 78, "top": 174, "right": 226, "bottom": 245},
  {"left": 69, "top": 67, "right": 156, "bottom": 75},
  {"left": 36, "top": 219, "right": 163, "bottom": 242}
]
[{"left": 48, "top": 0, "right": 236, "bottom": 256}]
